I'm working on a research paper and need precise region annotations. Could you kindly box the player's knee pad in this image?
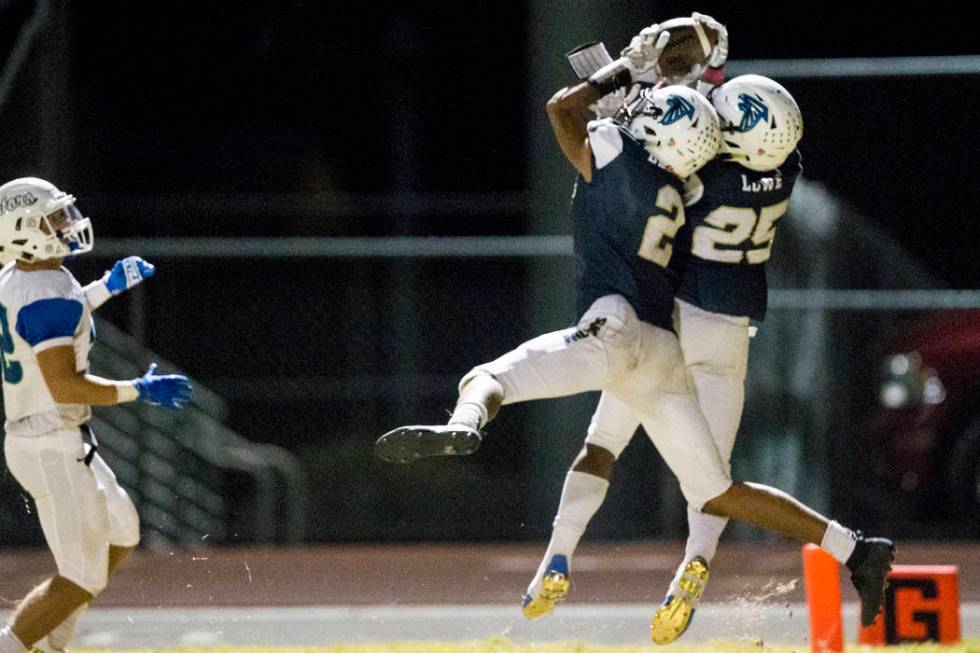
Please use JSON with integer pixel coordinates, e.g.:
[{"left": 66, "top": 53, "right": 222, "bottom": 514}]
[
  {"left": 60, "top": 559, "right": 108, "bottom": 597},
  {"left": 84, "top": 570, "right": 108, "bottom": 596},
  {"left": 679, "top": 474, "right": 734, "bottom": 513},
  {"left": 457, "top": 368, "right": 498, "bottom": 396},
  {"left": 571, "top": 442, "right": 618, "bottom": 467},
  {"left": 583, "top": 427, "right": 631, "bottom": 460}
]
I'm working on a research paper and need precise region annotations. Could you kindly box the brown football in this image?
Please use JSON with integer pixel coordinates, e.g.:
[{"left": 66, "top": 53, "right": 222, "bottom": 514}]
[{"left": 656, "top": 17, "right": 719, "bottom": 80}]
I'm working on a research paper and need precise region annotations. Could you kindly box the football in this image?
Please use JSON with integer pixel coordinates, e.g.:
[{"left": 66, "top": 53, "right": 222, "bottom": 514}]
[{"left": 656, "top": 17, "right": 720, "bottom": 80}]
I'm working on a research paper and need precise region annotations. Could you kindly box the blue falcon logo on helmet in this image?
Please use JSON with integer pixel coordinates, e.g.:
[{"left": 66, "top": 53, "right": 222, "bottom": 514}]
[
  {"left": 661, "top": 95, "right": 696, "bottom": 125},
  {"left": 737, "top": 93, "right": 769, "bottom": 132}
]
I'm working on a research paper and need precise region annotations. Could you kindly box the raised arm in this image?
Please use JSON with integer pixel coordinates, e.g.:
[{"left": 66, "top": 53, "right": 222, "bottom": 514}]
[
  {"left": 563, "top": 14, "right": 730, "bottom": 101},
  {"left": 548, "top": 26, "right": 671, "bottom": 181},
  {"left": 546, "top": 82, "right": 601, "bottom": 181},
  {"left": 84, "top": 256, "right": 156, "bottom": 311}
]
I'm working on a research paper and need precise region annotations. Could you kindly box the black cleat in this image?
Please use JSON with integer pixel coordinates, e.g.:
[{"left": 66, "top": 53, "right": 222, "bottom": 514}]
[
  {"left": 374, "top": 424, "right": 483, "bottom": 463},
  {"left": 848, "top": 536, "right": 896, "bottom": 627}
]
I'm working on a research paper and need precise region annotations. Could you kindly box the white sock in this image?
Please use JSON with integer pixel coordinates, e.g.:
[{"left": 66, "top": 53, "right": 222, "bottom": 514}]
[
  {"left": 448, "top": 401, "right": 487, "bottom": 431},
  {"left": 527, "top": 471, "right": 609, "bottom": 596},
  {"left": 33, "top": 637, "right": 58, "bottom": 653},
  {"left": 0, "top": 626, "right": 26, "bottom": 653},
  {"left": 38, "top": 604, "right": 87, "bottom": 652},
  {"left": 669, "top": 506, "right": 728, "bottom": 597},
  {"left": 820, "top": 520, "right": 858, "bottom": 564}
]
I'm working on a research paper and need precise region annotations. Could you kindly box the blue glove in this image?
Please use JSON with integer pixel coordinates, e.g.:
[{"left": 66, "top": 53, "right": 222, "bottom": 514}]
[
  {"left": 105, "top": 257, "right": 156, "bottom": 295},
  {"left": 134, "top": 363, "right": 192, "bottom": 411}
]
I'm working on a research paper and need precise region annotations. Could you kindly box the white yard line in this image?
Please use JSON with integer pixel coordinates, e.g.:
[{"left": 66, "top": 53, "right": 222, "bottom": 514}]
[{"left": 3, "top": 603, "right": 979, "bottom": 648}]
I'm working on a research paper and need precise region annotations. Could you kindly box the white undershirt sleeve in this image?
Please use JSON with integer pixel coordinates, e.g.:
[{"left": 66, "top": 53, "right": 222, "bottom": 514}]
[
  {"left": 83, "top": 279, "right": 112, "bottom": 311},
  {"left": 587, "top": 119, "right": 625, "bottom": 170}
]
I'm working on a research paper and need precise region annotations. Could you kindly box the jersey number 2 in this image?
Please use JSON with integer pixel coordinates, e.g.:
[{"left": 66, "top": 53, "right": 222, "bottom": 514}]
[
  {"left": 0, "top": 304, "right": 23, "bottom": 384},
  {"left": 637, "top": 185, "right": 685, "bottom": 267},
  {"left": 692, "top": 199, "right": 789, "bottom": 264}
]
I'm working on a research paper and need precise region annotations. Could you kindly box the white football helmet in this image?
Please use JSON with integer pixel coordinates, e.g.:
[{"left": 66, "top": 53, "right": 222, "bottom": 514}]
[
  {"left": 711, "top": 74, "right": 803, "bottom": 171},
  {"left": 627, "top": 84, "right": 721, "bottom": 179},
  {"left": 0, "top": 177, "right": 93, "bottom": 263}
]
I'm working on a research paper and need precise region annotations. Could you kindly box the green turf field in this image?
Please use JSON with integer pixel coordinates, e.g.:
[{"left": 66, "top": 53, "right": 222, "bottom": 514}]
[{"left": 72, "top": 637, "right": 980, "bottom": 653}]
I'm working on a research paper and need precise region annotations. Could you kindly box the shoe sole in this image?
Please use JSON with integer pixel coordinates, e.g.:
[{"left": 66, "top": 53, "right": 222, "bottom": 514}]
[
  {"left": 375, "top": 426, "right": 482, "bottom": 463},
  {"left": 522, "top": 572, "right": 571, "bottom": 620},
  {"left": 857, "top": 544, "right": 896, "bottom": 627},
  {"left": 652, "top": 599, "right": 696, "bottom": 645}
]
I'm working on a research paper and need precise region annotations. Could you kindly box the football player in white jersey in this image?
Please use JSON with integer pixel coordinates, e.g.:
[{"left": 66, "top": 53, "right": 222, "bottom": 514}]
[{"left": 0, "top": 178, "right": 191, "bottom": 653}]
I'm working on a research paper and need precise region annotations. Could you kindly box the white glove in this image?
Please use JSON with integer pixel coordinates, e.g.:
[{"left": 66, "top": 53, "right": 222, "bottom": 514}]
[
  {"left": 692, "top": 12, "right": 728, "bottom": 68},
  {"left": 620, "top": 26, "right": 671, "bottom": 84}
]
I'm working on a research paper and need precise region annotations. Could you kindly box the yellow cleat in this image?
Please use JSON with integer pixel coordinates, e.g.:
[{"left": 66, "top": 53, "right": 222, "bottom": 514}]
[
  {"left": 521, "top": 555, "right": 571, "bottom": 620},
  {"left": 651, "top": 556, "right": 710, "bottom": 645}
]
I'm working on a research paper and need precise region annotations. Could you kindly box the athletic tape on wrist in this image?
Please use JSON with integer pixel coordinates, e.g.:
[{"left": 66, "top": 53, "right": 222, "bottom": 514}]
[
  {"left": 587, "top": 58, "right": 632, "bottom": 97},
  {"left": 83, "top": 279, "right": 113, "bottom": 308},
  {"left": 115, "top": 382, "right": 140, "bottom": 403}
]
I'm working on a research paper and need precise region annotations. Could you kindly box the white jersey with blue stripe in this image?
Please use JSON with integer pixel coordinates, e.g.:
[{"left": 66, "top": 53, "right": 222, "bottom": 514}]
[{"left": 0, "top": 262, "right": 93, "bottom": 436}]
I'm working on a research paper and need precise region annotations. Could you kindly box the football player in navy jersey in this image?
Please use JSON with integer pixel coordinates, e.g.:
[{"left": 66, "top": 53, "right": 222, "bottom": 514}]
[
  {"left": 524, "top": 73, "right": 808, "bottom": 643},
  {"left": 522, "top": 15, "right": 889, "bottom": 645},
  {"left": 375, "top": 25, "right": 892, "bottom": 640}
]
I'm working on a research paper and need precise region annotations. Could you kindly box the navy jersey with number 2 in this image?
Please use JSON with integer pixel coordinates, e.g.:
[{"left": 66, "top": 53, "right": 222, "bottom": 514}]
[
  {"left": 572, "top": 119, "right": 685, "bottom": 332},
  {"left": 672, "top": 149, "right": 802, "bottom": 321}
]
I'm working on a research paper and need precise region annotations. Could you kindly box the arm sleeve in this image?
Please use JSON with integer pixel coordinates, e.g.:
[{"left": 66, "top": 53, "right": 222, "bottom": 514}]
[
  {"left": 587, "top": 119, "right": 625, "bottom": 170},
  {"left": 83, "top": 278, "right": 112, "bottom": 311},
  {"left": 15, "top": 298, "right": 84, "bottom": 352}
]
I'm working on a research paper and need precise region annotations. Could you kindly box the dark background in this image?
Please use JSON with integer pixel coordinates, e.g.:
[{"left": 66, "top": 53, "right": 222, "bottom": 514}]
[
  {"left": 1, "top": 1, "right": 978, "bottom": 545},
  {"left": 3, "top": 1, "right": 979, "bottom": 274}
]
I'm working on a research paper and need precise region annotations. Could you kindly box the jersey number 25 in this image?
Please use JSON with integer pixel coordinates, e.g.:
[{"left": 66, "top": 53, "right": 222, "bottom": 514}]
[
  {"left": 692, "top": 199, "right": 789, "bottom": 264},
  {"left": 637, "top": 186, "right": 685, "bottom": 268}
]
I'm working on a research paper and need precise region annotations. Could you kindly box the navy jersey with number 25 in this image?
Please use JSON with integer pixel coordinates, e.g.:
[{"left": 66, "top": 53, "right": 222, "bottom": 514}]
[
  {"left": 571, "top": 119, "right": 685, "bottom": 332},
  {"left": 672, "top": 149, "right": 802, "bottom": 321}
]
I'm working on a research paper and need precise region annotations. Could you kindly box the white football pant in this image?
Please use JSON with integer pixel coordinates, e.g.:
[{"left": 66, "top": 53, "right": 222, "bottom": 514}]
[
  {"left": 584, "top": 298, "right": 750, "bottom": 468},
  {"left": 461, "top": 294, "right": 733, "bottom": 509},
  {"left": 4, "top": 429, "right": 140, "bottom": 595}
]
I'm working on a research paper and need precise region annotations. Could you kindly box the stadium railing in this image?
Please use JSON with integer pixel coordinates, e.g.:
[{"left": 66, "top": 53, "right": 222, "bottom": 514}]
[{"left": 89, "top": 317, "right": 307, "bottom": 547}]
